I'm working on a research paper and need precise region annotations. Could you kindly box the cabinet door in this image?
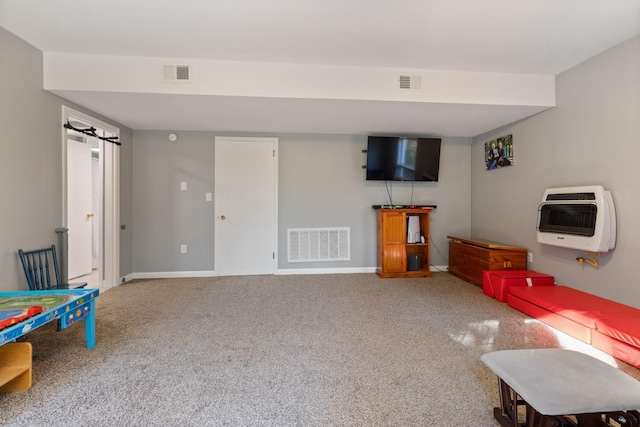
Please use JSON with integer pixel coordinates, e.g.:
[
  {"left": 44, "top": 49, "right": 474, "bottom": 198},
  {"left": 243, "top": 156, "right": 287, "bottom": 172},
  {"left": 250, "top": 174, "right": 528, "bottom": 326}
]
[{"left": 382, "top": 212, "right": 406, "bottom": 272}]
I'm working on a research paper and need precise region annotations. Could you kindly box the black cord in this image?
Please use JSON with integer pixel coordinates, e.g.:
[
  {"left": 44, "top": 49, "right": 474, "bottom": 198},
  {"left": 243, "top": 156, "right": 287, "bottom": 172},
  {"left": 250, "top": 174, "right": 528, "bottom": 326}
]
[
  {"left": 429, "top": 235, "right": 449, "bottom": 272},
  {"left": 385, "top": 180, "right": 393, "bottom": 205},
  {"left": 64, "top": 122, "right": 121, "bottom": 146}
]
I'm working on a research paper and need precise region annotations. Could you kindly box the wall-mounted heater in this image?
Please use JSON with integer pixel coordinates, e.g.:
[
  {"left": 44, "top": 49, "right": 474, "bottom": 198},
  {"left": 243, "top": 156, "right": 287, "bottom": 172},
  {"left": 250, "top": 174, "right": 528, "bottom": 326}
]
[{"left": 536, "top": 185, "right": 616, "bottom": 252}]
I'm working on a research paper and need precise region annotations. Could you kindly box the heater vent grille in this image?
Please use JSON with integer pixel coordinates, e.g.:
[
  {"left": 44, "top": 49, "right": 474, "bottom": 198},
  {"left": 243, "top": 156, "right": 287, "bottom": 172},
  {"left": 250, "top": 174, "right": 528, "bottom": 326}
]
[{"left": 537, "top": 203, "right": 598, "bottom": 237}]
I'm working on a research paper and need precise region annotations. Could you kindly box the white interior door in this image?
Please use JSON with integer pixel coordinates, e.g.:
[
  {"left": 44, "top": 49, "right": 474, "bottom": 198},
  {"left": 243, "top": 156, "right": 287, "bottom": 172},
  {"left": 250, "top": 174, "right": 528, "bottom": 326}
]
[
  {"left": 91, "top": 156, "right": 101, "bottom": 270},
  {"left": 67, "top": 139, "right": 93, "bottom": 279},
  {"left": 215, "top": 137, "right": 277, "bottom": 276},
  {"left": 63, "top": 107, "right": 119, "bottom": 290}
]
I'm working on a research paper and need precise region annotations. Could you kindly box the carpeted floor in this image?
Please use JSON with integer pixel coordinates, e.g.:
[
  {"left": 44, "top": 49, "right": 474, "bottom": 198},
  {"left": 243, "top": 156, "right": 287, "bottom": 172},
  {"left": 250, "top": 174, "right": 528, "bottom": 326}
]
[{"left": 1, "top": 273, "right": 638, "bottom": 426}]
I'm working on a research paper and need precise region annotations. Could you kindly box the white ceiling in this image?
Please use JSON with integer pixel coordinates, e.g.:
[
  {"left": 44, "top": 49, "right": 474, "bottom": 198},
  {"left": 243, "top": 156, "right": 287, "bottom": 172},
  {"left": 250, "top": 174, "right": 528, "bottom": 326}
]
[{"left": 2, "top": 0, "right": 640, "bottom": 136}]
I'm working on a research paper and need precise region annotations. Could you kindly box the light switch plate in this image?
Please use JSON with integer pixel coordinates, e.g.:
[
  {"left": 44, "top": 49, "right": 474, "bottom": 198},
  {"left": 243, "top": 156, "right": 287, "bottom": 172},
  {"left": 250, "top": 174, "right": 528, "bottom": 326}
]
[
  {"left": 181, "top": 181, "right": 187, "bottom": 191},
  {"left": 206, "top": 192, "right": 212, "bottom": 201}
]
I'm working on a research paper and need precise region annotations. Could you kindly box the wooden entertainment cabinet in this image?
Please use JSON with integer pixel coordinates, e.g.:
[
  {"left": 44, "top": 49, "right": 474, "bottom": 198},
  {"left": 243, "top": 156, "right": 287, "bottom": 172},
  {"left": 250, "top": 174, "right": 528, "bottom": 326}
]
[
  {"left": 447, "top": 236, "right": 527, "bottom": 285},
  {"left": 375, "top": 207, "right": 433, "bottom": 278}
]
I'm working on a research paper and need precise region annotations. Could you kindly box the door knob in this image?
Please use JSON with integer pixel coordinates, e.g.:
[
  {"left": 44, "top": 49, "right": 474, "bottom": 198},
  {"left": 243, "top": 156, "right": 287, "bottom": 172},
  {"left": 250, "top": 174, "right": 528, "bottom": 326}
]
[
  {"left": 87, "top": 213, "right": 95, "bottom": 218},
  {"left": 219, "top": 215, "right": 226, "bottom": 220}
]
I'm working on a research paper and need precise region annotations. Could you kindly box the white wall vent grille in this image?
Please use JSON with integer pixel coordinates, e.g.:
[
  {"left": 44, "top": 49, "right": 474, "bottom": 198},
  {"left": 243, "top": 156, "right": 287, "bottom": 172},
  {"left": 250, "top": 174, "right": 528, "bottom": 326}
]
[
  {"left": 288, "top": 227, "right": 350, "bottom": 262},
  {"left": 399, "top": 75, "right": 422, "bottom": 90},
  {"left": 162, "top": 65, "right": 191, "bottom": 82}
]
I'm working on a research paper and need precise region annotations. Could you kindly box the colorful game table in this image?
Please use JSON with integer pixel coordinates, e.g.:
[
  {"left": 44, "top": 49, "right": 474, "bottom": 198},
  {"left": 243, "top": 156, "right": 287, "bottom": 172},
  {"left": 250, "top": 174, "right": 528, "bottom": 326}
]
[{"left": 0, "top": 288, "right": 99, "bottom": 349}]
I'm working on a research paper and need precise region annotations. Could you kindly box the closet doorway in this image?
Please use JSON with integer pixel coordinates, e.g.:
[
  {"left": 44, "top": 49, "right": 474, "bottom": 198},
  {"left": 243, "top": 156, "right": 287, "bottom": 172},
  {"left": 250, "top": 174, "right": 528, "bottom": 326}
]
[{"left": 62, "top": 107, "right": 120, "bottom": 292}]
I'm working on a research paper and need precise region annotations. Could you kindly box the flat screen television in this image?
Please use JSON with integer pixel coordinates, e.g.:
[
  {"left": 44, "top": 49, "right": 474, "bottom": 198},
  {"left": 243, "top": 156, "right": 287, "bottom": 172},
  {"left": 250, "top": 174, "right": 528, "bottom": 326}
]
[{"left": 365, "top": 136, "right": 442, "bottom": 182}]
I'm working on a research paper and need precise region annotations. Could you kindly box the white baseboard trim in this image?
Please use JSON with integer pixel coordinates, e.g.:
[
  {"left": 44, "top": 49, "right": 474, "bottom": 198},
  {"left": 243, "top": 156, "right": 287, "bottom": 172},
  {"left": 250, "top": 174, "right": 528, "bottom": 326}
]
[
  {"left": 277, "top": 266, "right": 449, "bottom": 275},
  {"left": 119, "top": 273, "right": 136, "bottom": 284},
  {"left": 126, "top": 271, "right": 217, "bottom": 281},
  {"left": 122, "top": 266, "right": 449, "bottom": 281}
]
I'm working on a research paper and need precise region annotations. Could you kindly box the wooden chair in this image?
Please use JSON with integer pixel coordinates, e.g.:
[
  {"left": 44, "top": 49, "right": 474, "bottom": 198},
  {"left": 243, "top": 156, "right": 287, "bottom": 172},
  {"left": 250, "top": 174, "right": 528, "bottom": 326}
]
[{"left": 18, "top": 245, "right": 87, "bottom": 291}]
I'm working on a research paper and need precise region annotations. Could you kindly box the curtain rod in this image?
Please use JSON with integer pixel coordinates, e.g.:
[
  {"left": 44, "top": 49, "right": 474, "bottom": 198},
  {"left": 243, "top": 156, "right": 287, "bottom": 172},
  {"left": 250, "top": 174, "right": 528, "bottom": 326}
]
[{"left": 64, "top": 121, "right": 121, "bottom": 146}]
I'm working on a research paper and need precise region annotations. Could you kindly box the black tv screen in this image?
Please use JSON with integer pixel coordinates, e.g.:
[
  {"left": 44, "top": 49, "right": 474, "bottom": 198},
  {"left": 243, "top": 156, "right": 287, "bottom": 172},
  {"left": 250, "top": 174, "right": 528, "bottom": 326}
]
[{"left": 366, "top": 136, "right": 442, "bottom": 181}]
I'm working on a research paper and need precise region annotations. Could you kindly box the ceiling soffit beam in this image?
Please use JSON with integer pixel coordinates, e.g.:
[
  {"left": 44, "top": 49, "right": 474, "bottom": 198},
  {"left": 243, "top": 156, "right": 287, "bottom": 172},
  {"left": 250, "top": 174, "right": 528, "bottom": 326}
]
[{"left": 43, "top": 53, "right": 555, "bottom": 109}]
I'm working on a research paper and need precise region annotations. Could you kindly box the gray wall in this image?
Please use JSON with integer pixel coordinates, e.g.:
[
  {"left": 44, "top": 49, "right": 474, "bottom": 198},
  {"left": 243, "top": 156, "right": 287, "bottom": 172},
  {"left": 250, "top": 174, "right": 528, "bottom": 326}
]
[
  {"left": 132, "top": 131, "right": 472, "bottom": 274},
  {"left": 132, "top": 131, "right": 216, "bottom": 273},
  {"left": 471, "top": 35, "right": 640, "bottom": 306},
  {"left": 0, "top": 27, "right": 133, "bottom": 291},
  {"left": 278, "top": 134, "right": 471, "bottom": 271}
]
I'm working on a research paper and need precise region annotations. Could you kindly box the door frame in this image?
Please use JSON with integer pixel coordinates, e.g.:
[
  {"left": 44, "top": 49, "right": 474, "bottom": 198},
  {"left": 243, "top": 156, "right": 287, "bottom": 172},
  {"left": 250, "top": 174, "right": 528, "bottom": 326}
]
[
  {"left": 214, "top": 136, "right": 278, "bottom": 275},
  {"left": 61, "top": 106, "right": 120, "bottom": 289}
]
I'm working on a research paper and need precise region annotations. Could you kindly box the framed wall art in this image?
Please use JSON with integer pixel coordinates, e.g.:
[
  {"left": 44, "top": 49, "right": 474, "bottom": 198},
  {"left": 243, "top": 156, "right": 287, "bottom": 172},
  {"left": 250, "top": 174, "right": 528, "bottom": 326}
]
[{"left": 485, "top": 134, "right": 513, "bottom": 170}]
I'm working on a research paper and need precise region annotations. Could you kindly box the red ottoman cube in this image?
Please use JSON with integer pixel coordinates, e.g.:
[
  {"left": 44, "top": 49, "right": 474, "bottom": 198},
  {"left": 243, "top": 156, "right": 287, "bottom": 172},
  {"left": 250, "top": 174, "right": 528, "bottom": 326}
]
[{"left": 483, "top": 270, "right": 554, "bottom": 302}]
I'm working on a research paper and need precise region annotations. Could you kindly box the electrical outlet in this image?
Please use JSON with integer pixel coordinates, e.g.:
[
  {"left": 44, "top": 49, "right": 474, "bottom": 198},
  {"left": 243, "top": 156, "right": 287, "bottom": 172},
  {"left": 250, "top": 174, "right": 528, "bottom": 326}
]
[
  {"left": 181, "top": 244, "right": 187, "bottom": 254},
  {"left": 527, "top": 252, "right": 533, "bottom": 263},
  {"left": 206, "top": 192, "right": 212, "bottom": 201}
]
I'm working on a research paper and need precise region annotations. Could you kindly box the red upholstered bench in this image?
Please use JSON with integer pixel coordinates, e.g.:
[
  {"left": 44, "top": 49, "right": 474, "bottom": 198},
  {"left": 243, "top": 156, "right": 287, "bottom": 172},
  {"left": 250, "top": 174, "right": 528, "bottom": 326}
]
[
  {"left": 482, "top": 270, "right": 554, "bottom": 302},
  {"left": 506, "top": 285, "right": 640, "bottom": 369},
  {"left": 593, "top": 317, "right": 640, "bottom": 369}
]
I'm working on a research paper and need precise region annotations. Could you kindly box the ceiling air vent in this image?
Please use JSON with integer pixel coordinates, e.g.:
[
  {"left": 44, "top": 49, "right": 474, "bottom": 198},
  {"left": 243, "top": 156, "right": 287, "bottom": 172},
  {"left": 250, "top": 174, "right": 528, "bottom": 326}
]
[
  {"left": 399, "top": 75, "right": 422, "bottom": 90},
  {"left": 162, "top": 65, "right": 191, "bottom": 82}
]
